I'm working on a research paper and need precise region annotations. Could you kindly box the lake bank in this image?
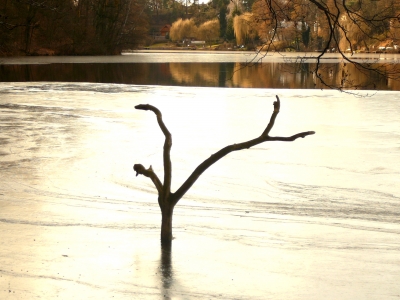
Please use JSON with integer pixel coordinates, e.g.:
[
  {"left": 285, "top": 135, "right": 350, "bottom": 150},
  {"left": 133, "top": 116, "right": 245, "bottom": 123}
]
[{"left": 2, "top": 51, "right": 400, "bottom": 64}]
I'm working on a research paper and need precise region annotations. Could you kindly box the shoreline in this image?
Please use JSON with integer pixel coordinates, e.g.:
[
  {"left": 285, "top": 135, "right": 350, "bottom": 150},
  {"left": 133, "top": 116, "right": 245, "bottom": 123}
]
[{"left": 1, "top": 51, "right": 400, "bottom": 65}]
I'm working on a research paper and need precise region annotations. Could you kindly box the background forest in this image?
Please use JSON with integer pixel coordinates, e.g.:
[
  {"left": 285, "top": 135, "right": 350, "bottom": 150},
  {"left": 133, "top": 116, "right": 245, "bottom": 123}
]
[{"left": 0, "top": 0, "right": 399, "bottom": 55}]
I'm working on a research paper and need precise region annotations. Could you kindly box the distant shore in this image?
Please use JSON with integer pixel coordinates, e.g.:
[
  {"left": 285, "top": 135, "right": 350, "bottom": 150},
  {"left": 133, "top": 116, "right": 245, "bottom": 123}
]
[
  {"left": 122, "top": 50, "right": 400, "bottom": 62},
  {"left": 1, "top": 51, "right": 399, "bottom": 65}
]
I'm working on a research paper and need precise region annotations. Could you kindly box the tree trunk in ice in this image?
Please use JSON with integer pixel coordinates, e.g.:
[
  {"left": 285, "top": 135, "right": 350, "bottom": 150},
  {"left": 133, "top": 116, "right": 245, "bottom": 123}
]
[
  {"left": 161, "top": 203, "right": 174, "bottom": 243},
  {"left": 133, "top": 96, "right": 315, "bottom": 242}
]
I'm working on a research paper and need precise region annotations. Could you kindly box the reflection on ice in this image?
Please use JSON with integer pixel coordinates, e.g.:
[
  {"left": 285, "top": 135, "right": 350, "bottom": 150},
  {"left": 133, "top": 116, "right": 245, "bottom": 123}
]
[
  {"left": 159, "top": 242, "right": 174, "bottom": 298},
  {"left": 0, "top": 82, "right": 399, "bottom": 299}
]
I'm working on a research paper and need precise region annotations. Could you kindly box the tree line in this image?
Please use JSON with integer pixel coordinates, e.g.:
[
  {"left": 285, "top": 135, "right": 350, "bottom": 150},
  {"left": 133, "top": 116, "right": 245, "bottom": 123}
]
[
  {"left": 1, "top": 0, "right": 399, "bottom": 55},
  {"left": 253, "top": 0, "right": 400, "bottom": 53},
  {"left": 0, "top": 0, "right": 149, "bottom": 55},
  {"left": 166, "top": 0, "right": 400, "bottom": 52}
]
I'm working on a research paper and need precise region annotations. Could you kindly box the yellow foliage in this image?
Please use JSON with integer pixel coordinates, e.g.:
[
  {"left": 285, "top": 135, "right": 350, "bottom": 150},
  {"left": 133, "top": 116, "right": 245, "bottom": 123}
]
[
  {"left": 170, "top": 18, "right": 198, "bottom": 41},
  {"left": 197, "top": 19, "right": 220, "bottom": 45},
  {"left": 233, "top": 13, "right": 256, "bottom": 45}
]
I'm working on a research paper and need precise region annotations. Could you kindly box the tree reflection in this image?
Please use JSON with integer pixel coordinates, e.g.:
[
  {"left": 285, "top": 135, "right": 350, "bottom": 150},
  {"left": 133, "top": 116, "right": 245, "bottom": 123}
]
[
  {"left": 169, "top": 63, "right": 223, "bottom": 86},
  {"left": 1, "top": 61, "right": 398, "bottom": 90},
  {"left": 159, "top": 241, "right": 174, "bottom": 298}
]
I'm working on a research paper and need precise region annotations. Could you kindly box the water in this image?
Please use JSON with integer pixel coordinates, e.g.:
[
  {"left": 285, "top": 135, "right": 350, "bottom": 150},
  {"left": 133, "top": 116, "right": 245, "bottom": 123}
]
[
  {"left": 2, "top": 52, "right": 400, "bottom": 90},
  {"left": 1, "top": 82, "right": 399, "bottom": 299}
]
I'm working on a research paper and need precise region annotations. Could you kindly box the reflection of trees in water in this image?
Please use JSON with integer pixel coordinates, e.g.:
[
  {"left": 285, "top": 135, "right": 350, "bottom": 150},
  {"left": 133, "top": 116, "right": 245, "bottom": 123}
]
[
  {"left": 310, "top": 62, "right": 400, "bottom": 90},
  {"left": 1, "top": 61, "right": 398, "bottom": 90},
  {"left": 169, "top": 63, "right": 222, "bottom": 86},
  {"left": 159, "top": 242, "right": 174, "bottom": 298},
  {"left": 230, "top": 62, "right": 395, "bottom": 90},
  {"left": 0, "top": 63, "right": 151, "bottom": 84},
  {"left": 231, "top": 62, "right": 314, "bottom": 88}
]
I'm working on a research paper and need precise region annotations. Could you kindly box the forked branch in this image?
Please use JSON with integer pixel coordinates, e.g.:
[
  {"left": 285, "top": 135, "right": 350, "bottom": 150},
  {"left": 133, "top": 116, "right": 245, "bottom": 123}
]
[
  {"left": 135, "top": 104, "right": 172, "bottom": 199},
  {"left": 134, "top": 96, "right": 315, "bottom": 206},
  {"left": 173, "top": 97, "right": 314, "bottom": 203},
  {"left": 133, "top": 164, "right": 162, "bottom": 194}
]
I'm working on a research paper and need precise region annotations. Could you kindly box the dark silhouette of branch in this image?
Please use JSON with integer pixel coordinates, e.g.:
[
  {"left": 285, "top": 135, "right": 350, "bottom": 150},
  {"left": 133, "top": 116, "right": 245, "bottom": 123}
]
[
  {"left": 133, "top": 164, "right": 162, "bottom": 194},
  {"left": 134, "top": 95, "right": 315, "bottom": 242},
  {"left": 134, "top": 96, "right": 315, "bottom": 206},
  {"left": 172, "top": 96, "right": 314, "bottom": 203},
  {"left": 135, "top": 104, "right": 172, "bottom": 200},
  {"left": 262, "top": 95, "right": 280, "bottom": 136}
]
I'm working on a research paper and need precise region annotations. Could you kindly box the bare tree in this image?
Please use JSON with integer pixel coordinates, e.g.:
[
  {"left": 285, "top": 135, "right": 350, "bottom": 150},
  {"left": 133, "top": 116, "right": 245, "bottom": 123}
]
[{"left": 133, "top": 96, "right": 315, "bottom": 244}]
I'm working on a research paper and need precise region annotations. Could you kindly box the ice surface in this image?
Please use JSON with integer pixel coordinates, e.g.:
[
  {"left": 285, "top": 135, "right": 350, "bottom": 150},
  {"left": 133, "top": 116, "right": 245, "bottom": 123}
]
[{"left": 0, "top": 82, "right": 399, "bottom": 299}]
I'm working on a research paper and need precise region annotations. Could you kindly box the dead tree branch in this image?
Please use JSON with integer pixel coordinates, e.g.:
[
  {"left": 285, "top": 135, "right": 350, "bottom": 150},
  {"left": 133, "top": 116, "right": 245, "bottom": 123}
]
[
  {"left": 134, "top": 96, "right": 315, "bottom": 206},
  {"left": 135, "top": 104, "right": 172, "bottom": 201},
  {"left": 133, "top": 164, "right": 162, "bottom": 194},
  {"left": 133, "top": 96, "right": 315, "bottom": 242},
  {"left": 172, "top": 96, "right": 314, "bottom": 204}
]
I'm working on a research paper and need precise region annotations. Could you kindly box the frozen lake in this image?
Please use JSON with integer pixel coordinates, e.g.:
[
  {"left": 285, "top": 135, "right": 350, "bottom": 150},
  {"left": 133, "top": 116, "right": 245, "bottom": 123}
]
[
  {"left": 0, "top": 82, "right": 399, "bottom": 299},
  {"left": 2, "top": 52, "right": 400, "bottom": 90}
]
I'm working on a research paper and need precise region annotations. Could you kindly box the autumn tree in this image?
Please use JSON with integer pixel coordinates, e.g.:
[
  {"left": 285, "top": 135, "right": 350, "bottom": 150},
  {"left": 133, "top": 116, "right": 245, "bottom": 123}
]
[
  {"left": 251, "top": 0, "right": 400, "bottom": 90},
  {"left": 169, "top": 18, "right": 197, "bottom": 41},
  {"left": 133, "top": 96, "right": 315, "bottom": 244},
  {"left": 233, "top": 12, "right": 257, "bottom": 46},
  {"left": 224, "top": 0, "right": 240, "bottom": 41},
  {"left": 197, "top": 19, "right": 220, "bottom": 47}
]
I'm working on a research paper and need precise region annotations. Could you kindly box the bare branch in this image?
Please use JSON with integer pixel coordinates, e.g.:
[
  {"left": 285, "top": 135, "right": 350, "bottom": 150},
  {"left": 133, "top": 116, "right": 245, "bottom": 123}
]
[
  {"left": 262, "top": 95, "right": 280, "bottom": 136},
  {"left": 135, "top": 104, "right": 170, "bottom": 138},
  {"left": 135, "top": 104, "right": 172, "bottom": 198},
  {"left": 133, "top": 164, "right": 163, "bottom": 194},
  {"left": 134, "top": 97, "right": 315, "bottom": 242},
  {"left": 172, "top": 97, "right": 315, "bottom": 205},
  {"left": 268, "top": 131, "right": 316, "bottom": 141}
]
